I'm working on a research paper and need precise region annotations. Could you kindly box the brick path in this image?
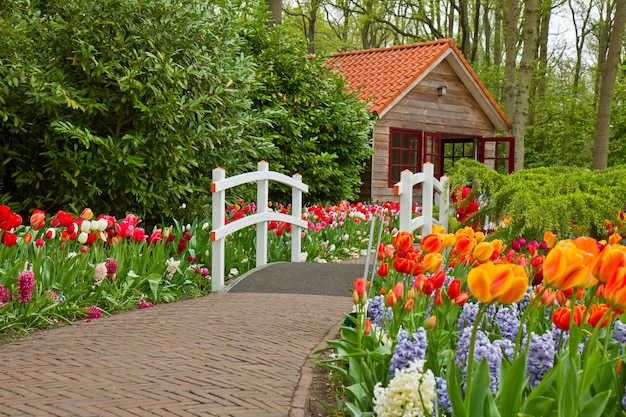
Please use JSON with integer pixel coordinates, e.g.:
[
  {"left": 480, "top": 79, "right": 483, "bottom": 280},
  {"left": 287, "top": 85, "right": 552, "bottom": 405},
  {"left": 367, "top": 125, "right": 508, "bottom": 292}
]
[{"left": 0, "top": 292, "right": 352, "bottom": 416}]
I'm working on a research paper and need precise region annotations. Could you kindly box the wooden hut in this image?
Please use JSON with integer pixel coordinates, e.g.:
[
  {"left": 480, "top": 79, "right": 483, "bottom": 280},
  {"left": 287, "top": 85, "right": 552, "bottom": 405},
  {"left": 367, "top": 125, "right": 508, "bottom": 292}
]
[{"left": 326, "top": 39, "right": 513, "bottom": 202}]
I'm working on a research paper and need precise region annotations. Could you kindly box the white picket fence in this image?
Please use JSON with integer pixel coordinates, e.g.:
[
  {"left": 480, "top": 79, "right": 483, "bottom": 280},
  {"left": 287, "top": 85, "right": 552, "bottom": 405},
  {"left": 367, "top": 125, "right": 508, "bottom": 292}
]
[
  {"left": 393, "top": 162, "right": 450, "bottom": 235},
  {"left": 210, "top": 161, "right": 309, "bottom": 292}
]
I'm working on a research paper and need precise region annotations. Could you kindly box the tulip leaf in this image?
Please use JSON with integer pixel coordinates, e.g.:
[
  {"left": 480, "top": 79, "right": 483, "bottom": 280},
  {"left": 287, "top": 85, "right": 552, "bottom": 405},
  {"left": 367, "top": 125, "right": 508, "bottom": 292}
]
[
  {"left": 579, "top": 391, "right": 612, "bottom": 417},
  {"left": 521, "top": 397, "right": 555, "bottom": 417},
  {"left": 497, "top": 353, "right": 528, "bottom": 416},
  {"left": 468, "top": 359, "right": 493, "bottom": 417},
  {"left": 446, "top": 358, "right": 468, "bottom": 417}
]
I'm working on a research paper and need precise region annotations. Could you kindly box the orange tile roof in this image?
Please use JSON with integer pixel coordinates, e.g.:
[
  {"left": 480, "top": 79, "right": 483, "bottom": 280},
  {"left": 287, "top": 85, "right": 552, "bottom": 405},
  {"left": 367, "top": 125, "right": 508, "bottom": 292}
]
[{"left": 326, "top": 39, "right": 511, "bottom": 128}]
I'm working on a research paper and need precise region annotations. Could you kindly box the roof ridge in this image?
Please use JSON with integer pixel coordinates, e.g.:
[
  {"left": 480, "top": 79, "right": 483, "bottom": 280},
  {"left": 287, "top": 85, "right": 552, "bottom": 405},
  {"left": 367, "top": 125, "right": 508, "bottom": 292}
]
[{"left": 332, "top": 38, "right": 453, "bottom": 57}]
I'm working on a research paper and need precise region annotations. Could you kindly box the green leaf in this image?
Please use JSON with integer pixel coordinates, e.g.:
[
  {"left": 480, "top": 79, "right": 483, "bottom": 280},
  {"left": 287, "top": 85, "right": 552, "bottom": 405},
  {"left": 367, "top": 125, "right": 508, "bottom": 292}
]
[{"left": 579, "top": 391, "right": 612, "bottom": 417}]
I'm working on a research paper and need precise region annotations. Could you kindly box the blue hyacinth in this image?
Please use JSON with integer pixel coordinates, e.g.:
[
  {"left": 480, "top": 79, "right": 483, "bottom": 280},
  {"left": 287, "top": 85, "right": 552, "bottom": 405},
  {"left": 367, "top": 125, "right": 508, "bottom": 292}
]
[
  {"left": 390, "top": 328, "right": 427, "bottom": 376},
  {"left": 526, "top": 332, "right": 555, "bottom": 388}
]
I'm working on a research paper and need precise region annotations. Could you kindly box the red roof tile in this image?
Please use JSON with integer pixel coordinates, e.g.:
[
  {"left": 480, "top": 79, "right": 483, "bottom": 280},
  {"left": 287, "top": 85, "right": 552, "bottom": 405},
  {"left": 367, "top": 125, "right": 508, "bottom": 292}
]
[{"left": 327, "top": 39, "right": 511, "bottom": 129}]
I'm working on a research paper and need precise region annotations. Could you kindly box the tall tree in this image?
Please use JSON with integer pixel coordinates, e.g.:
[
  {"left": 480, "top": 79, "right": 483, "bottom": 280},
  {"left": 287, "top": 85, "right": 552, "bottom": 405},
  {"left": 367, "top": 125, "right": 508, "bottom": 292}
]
[
  {"left": 593, "top": 0, "right": 626, "bottom": 169},
  {"left": 266, "top": 0, "right": 283, "bottom": 25},
  {"left": 512, "top": 0, "right": 539, "bottom": 170}
]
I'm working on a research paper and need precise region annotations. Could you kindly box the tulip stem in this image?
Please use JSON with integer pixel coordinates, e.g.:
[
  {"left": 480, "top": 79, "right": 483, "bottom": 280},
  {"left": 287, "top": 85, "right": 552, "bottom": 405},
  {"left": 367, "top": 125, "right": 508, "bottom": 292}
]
[{"left": 464, "top": 304, "right": 486, "bottom": 411}]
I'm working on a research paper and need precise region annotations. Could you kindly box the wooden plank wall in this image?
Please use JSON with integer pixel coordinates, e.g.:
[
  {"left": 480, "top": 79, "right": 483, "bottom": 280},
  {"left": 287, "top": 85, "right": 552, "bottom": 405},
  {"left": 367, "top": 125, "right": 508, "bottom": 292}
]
[{"left": 369, "top": 59, "right": 498, "bottom": 203}]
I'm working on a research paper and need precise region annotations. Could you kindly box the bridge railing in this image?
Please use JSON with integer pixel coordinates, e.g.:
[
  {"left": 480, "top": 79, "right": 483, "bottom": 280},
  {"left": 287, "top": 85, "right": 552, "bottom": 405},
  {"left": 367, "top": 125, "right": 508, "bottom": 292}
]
[
  {"left": 393, "top": 162, "right": 449, "bottom": 235},
  {"left": 210, "top": 161, "right": 309, "bottom": 292}
]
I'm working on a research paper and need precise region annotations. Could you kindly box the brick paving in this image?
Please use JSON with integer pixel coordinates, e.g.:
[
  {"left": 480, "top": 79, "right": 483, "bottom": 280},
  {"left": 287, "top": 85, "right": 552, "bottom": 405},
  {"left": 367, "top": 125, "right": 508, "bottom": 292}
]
[{"left": 0, "top": 274, "right": 358, "bottom": 416}]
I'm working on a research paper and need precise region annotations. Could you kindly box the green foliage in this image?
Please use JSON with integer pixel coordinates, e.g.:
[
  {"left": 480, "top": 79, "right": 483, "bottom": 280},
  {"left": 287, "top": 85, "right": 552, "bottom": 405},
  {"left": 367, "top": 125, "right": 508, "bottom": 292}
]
[
  {"left": 525, "top": 83, "right": 596, "bottom": 168},
  {"left": 0, "top": 0, "right": 273, "bottom": 222},
  {"left": 239, "top": 21, "right": 374, "bottom": 202},
  {"left": 447, "top": 159, "right": 626, "bottom": 241}
]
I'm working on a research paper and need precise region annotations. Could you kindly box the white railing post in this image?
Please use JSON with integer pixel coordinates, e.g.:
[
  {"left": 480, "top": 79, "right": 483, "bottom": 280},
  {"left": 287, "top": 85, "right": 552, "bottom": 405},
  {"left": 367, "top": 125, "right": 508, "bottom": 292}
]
[
  {"left": 439, "top": 176, "right": 449, "bottom": 231},
  {"left": 256, "top": 161, "right": 269, "bottom": 268},
  {"left": 291, "top": 174, "right": 303, "bottom": 262},
  {"left": 422, "top": 163, "right": 434, "bottom": 235},
  {"left": 398, "top": 169, "right": 413, "bottom": 232},
  {"left": 209, "top": 161, "right": 309, "bottom": 292},
  {"left": 211, "top": 167, "right": 226, "bottom": 293}
]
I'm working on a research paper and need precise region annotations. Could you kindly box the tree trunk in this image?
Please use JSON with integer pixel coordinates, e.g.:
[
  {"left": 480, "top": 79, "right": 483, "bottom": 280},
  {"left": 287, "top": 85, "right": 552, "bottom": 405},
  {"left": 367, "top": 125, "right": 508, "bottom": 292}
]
[
  {"left": 483, "top": 0, "right": 492, "bottom": 65},
  {"left": 530, "top": 0, "right": 551, "bottom": 125},
  {"left": 594, "top": 1, "right": 614, "bottom": 106},
  {"left": 512, "top": 0, "right": 539, "bottom": 171},
  {"left": 593, "top": 0, "right": 626, "bottom": 169},
  {"left": 266, "top": 0, "right": 283, "bottom": 25},
  {"left": 503, "top": 0, "right": 520, "bottom": 117},
  {"left": 307, "top": 0, "right": 320, "bottom": 54}
]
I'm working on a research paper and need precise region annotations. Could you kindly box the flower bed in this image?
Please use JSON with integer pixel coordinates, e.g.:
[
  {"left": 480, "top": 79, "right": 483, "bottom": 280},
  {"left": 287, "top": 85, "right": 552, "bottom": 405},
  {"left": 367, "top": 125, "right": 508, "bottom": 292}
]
[
  {"left": 0, "top": 201, "right": 394, "bottom": 335},
  {"left": 319, "top": 227, "right": 626, "bottom": 416}
]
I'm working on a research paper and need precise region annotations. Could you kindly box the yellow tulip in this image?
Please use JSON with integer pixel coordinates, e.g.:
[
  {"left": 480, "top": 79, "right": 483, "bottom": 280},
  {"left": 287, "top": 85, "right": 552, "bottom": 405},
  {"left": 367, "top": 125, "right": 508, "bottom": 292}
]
[
  {"left": 543, "top": 239, "right": 597, "bottom": 290},
  {"left": 467, "top": 261, "right": 529, "bottom": 304}
]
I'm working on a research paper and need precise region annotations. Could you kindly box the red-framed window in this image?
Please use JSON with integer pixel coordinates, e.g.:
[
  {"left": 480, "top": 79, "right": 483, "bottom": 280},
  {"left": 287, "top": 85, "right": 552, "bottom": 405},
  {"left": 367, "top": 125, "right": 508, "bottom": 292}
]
[
  {"left": 478, "top": 137, "right": 515, "bottom": 174},
  {"left": 388, "top": 129, "right": 421, "bottom": 186},
  {"left": 423, "top": 132, "right": 442, "bottom": 177}
]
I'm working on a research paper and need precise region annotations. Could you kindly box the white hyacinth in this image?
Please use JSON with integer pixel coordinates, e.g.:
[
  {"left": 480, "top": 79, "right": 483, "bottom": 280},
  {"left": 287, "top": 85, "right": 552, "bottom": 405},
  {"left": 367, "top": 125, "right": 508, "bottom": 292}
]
[{"left": 373, "top": 360, "right": 436, "bottom": 417}]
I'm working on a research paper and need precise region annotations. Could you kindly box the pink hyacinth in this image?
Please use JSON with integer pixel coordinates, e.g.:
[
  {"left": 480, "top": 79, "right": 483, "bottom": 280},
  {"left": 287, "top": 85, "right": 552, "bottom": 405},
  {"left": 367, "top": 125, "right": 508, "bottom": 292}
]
[
  {"left": 17, "top": 270, "right": 35, "bottom": 303},
  {"left": 105, "top": 257, "right": 118, "bottom": 276},
  {"left": 138, "top": 297, "right": 153, "bottom": 309},
  {"left": 86, "top": 306, "right": 101, "bottom": 320},
  {"left": 0, "top": 284, "right": 12, "bottom": 305}
]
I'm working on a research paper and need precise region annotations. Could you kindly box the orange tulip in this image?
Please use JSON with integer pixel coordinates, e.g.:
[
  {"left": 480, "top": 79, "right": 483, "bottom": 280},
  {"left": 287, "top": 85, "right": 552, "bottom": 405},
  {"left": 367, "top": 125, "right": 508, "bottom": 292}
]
[
  {"left": 422, "top": 252, "right": 443, "bottom": 274},
  {"left": 473, "top": 241, "right": 495, "bottom": 263},
  {"left": 421, "top": 233, "right": 444, "bottom": 253},
  {"left": 377, "top": 262, "right": 389, "bottom": 277},
  {"left": 604, "top": 266, "right": 626, "bottom": 310},
  {"left": 29, "top": 209, "right": 46, "bottom": 231},
  {"left": 404, "top": 298, "right": 415, "bottom": 312},
  {"left": 392, "top": 281, "right": 405, "bottom": 299},
  {"left": 587, "top": 303, "right": 611, "bottom": 328},
  {"left": 385, "top": 291, "right": 398, "bottom": 307},
  {"left": 433, "top": 288, "right": 444, "bottom": 306},
  {"left": 455, "top": 236, "right": 476, "bottom": 256},
  {"left": 553, "top": 305, "right": 585, "bottom": 330},
  {"left": 610, "top": 234, "right": 623, "bottom": 245},
  {"left": 543, "top": 240, "right": 597, "bottom": 290},
  {"left": 427, "top": 314, "right": 437, "bottom": 329},
  {"left": 490, "top": 239, "right": 506, "bottom": 256},
  {"left": 353, "top": 278, "right": 366, "bottom": 296},
  {"left": 466, "top": 261, "right": 529, "bottom": 304},
  {"left": 591, "top": 244, "right": 626, "bottom": 283},
  {"left": 455, "top": 226, "right": 475, "bottom": 241},
  {"left": 543, "top": 231, "right": 557, "bottom": 249},
  {"left": 80, "top": 207, "right": 94, "bottom": 221},
  {"left": 474, "top": 232, "right": 486, "bottom": 243},
  {"left": 364, "top": 319, "right": 372, "bottom": 335},
  {"left": 392, "top": 230, "right": 414, "bottom": 252}
]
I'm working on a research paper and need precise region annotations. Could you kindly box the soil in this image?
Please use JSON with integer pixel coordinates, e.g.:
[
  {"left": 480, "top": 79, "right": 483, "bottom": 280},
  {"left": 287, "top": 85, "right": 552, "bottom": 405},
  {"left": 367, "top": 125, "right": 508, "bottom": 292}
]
[{"left": 305, "top": 349, "right": 347, "bottom": 417}]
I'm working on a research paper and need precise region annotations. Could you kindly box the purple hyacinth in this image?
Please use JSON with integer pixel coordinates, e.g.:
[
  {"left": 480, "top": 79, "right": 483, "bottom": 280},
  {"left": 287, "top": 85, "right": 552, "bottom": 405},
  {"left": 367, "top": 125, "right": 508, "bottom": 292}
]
[
  {"left": 495, "top": 305, "right": 521, "bottom": 341},
  {"left": 613, "top": 320, "right": 626, "bottom": 344},
  {"left": 0, "top": 284, "right": 11, "bottom": 304},
  {"left": 435, "top": 376, "right": 452, "bottom": 413},
  {"left": 368, "top": 295, "right": 392, "bottom": 327},
  {"left": 390, "top": 328, "right": 427, "bottom": 376},
  {"left": 455, "top": 327, "right": 508, "bottom": 393},
  {"left": 458, "top": 302, "right": 479, "bottom": 330},
  {"left": 526, "top": 332, "right": 555, "bottom": 388}
]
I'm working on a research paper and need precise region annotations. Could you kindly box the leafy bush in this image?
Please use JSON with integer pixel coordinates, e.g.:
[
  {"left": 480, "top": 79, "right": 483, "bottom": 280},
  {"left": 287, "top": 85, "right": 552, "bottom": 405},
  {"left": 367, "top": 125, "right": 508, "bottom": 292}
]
[
  {"left": 0, "top": 0, "right": 273, "bottom": 223},
  {"left": 232, "top": 4, "right": 374, "bottom": 203},
  {"left": 0, "top": 0, "right": 374, "bottom": 221},
  {"left": 447, "top": 159, "right": 626, "bottom": 241}
]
